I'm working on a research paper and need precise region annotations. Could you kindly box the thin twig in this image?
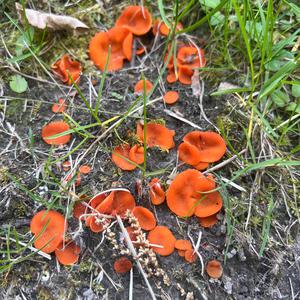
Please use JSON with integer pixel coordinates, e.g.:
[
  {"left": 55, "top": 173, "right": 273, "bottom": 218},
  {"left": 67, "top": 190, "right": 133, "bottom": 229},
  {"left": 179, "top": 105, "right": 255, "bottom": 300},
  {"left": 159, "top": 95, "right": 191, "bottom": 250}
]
[
  {"left": 203, "top": 149, "right": 247, "bottom": 175},
  {"left": 164, "top": 109, "right": 202, "bottom": 129}
]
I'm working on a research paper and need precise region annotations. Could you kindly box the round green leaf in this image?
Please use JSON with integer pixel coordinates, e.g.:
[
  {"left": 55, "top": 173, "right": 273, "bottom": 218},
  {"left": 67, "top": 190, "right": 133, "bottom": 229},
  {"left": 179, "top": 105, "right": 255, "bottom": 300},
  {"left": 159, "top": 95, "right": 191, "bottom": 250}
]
[
  {"left": 291, "top": 84, "right": 300, "bottom": 98},
  {"left": 9, "top": 75, "right": 28, "bottom": 94}
]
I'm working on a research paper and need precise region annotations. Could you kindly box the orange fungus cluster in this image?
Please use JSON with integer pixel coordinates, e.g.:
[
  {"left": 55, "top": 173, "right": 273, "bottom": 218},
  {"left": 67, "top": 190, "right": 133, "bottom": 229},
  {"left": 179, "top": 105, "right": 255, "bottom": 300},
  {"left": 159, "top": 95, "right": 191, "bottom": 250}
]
[{"left": 31, "top": 5, "right": 226, "bottom": 278}]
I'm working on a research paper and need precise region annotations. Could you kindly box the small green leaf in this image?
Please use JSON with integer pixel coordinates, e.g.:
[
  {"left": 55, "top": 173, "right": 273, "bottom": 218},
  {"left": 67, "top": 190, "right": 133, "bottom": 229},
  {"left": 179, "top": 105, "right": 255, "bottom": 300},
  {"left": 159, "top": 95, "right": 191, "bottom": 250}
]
[
  {"left": 286, "top": 102, "right": 300, "bottom": 114},
  {"left": 210, "top": 11, "right": 225, "bottom": 26},
  {"left": 245, "top": 21, "right": 263, "bottom": 42},
  {"left": 291, "top": 84, "right": 300, "bottom": 98},
  {"left": 265, "top": 50, "right": 294, "bottom": 72},
  {"left": 199, "top": 0, "right": 221, "bottom": 9},
  {"left": 271, "top": 89, "right": 289, "bottom": 107},
  {"left": 111, "top": 91, "right": 123, "bottom": 100},
  {"left": 9, "top": 75, "right": 28, "bottom": 93}
]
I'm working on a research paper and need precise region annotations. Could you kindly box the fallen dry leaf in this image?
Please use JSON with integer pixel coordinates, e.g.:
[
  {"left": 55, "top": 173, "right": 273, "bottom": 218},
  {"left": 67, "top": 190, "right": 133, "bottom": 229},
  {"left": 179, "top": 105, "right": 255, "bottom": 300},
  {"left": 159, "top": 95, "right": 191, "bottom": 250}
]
[
  {"left": 217, "top": 82, "right": 240, "bottom": 92},
  {"left": 16, "top": 3, "right": 89, "bottom": 33}
]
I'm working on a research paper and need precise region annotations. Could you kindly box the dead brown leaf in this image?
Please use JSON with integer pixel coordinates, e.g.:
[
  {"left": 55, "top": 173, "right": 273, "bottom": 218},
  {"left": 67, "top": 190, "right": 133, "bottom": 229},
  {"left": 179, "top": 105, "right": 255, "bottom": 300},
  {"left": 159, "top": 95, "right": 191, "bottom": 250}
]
[{"left": 15, "top": 3, "right": 89, "bottom": 33}]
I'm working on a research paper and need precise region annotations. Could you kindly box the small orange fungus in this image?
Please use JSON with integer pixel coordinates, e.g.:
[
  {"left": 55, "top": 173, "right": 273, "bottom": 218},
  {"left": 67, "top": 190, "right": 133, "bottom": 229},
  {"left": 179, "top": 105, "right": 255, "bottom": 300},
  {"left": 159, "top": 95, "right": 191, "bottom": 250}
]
[
  {"left": 55, "top": 241, "right": 80, "bottom": 265},
  {"left": 183, "top": 131, "right": 227, "bottom": 163},
  {"left": 149, "top": 178, "right": 165, "bottom": 205},
  {"left": 116, "top": 6, "right": 152, "bottom": 36},
  {"left": 52, "top": 54, "right": 81, "bottom": 85},
  {"left": 30, "top": 210, "right": 66, "bottom": 253},
  {"left": 41, "top": 121, "right": 71, "bottom": 146},
  {"left": 147, "top": 226, "right": 176, "bottom": 256},
  {"left": 129, "top": 145, "right": 144, "bottom": 165},
  {"left": 132, "top": 206, "right": 156, "bottom": 231},
  {"left": 136, "top": 122, "right": 175, "bottom": 150},
  {"left": 206, "top": 259, "right": 223, "bottom": 279},
  {"left": 52, "top": 98, "right": 67, "bottom": 113},
  {"left": 73, "top": 196, "right": 89, "bottom": 220},
  {"left": 177, "top": 46, "right": 206, "bottom": 69},
  {"left": 114, "top": 256, "right": 133, "bottom": 274},
  {"left": 174, "top": 239, "right": 192, "bottom": 251},
  {"left": 153, "top": 20, "right": 183, "bottom": 36},
  {"left": 134, "top": 79, "right": 153, "bottom": 95},
  {"left": 198, "top": 213, "right": 218, "bottom": 228},
  {"left": 96, "top": 190, "right": 136, "bottom": 216},
  {"left": 163, "top": 91, "right": 179, "bottom": 104},
  {"left": 166, "top": 169, "right": 216, "bottom": 217},
  {"left": 194, "top": 191, "right": 223, "bottom": 218},
  {"left": 112, "top": 144, "right": 137, "bottom": 171},
  {"left": 89, "top": 27, "right": 133, "bottom": 71},
  {"left": 184, "top": 249, "right": 197, "bottom": 263},
  {"left": 79, "top": 165, "right": 91, "bottom": 174}
]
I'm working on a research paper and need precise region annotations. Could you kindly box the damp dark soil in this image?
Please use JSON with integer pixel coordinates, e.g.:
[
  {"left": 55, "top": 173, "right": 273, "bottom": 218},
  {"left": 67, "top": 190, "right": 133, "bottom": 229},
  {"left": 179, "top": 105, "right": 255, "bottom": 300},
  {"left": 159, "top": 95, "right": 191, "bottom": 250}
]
[{"left": 1, "top": 65, "right": 299, "bottom": 300}]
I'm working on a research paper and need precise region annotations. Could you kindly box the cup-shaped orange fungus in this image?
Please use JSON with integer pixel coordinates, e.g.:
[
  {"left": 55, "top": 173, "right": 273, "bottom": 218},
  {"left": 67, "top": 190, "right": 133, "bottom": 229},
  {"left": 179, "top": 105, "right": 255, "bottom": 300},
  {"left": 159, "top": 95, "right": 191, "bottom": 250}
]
[
  {"left": 194, "top": 191, "right": 222, "bottom": 218},
  {"left": 153, "top": 20, "right": 183, "bottom": 36},
  {"left": 52, "top": 54, "right": 81, "bottom": 85},
  {"left": 136, "top": 45, "right": 145, "bottom": 55},
  {"left": 112, "top": 144, "right": 137, "bottom": 171},
  {"left": 166, "top": 69, "right": 177, "bottom": 83},
  {"left": 86, "top": 215, "right": 110, "bottom": 233},
  {"left": 79, "top": 165, "right": 91, "bottom": 174},
  {"left": 55, "top": 241, "right": 81, "bottom": 265},
  {"left": 136, "top": 122, "right": 175, "bottom": 150},
  {"left": 206, "top": 259, "right": 223, "bottom": 279},
  {"left": 52, "top": 98, "right": 67, "bottom": 113},
  {"left": 41, "top": 121, "right": 71, "bottom": 145},
  {"left": 185, "top": 249, "right": 197, "bottom": 263},
  {"left": 183, "top": 131, "right": 226, "bottom": 163},
  {"left": 166, "top": 169, "right": 216, "bottom": 217},
  {"left": 163, "top": 91, "right": 179, "bottom": 104},
  {"left": 178, "top": 142, "right": 202, "bottom": 166},
  {"left": 30, "top": 210, "right": 66, "bottom": 253},
  {"left": 178, "top": 66, "right": 194, "bottom": 85},
  {"left": 178, "top": 249, "right": 186, "bottom": 257},
  {"left": 73, "top": 195, "right": 89, "bottom": 219},
  {"left": 96, "top": 190, "right": 136, "bottom": 216},
  {"left": 174, "top": 239, "right": 192, "bottom": 251},
  {"left": 177, "top": 46, "right": 206, "bottom": 69},
  {"left": 178, "top": 143, "right": 210, "bottom": 170},
  {"left": 134, "top": 79, "right": 153, "bottom": 95},
  {"left": 89, "top": 27, "right": 133, "bottom": 71},
  {"left": 164, "top": 51, "right": 174, "bottom": 70},
  {"left": 114, "top": 257, "right": 133, "bottom": 274},
  {"left": 193, "top": 161, "right": 210, "bottom": 171},
  {"left": 132, "top": 206, "right": 156, "bottom": 231},
  {"left": 129, "top": 145, "right": 144, "bottom": 165},
  {"left": 116, "top": 6, "right": 152, "bottom": 36},
  {"left": 147, "top": 226, "right": 176, "bottom": 256},
  {"left": 89, "top": 192, "right": 107, "bottom": 209},
  {"left": 149, "top": 178, "right": 165, "bottom": 205},
  {"left": 183, "top": 131, "right": 226, "bottom": 162},
  {"left": 198, "top": 213, "right": 218, "bottom": 228}
]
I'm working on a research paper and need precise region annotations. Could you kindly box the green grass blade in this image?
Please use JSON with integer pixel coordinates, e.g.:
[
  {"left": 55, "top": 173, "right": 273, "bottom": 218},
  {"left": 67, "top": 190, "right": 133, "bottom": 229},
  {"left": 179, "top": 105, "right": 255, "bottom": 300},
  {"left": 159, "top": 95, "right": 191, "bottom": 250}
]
[{"left": 158, "top": 0, "right": 171, "bottom": 28}]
